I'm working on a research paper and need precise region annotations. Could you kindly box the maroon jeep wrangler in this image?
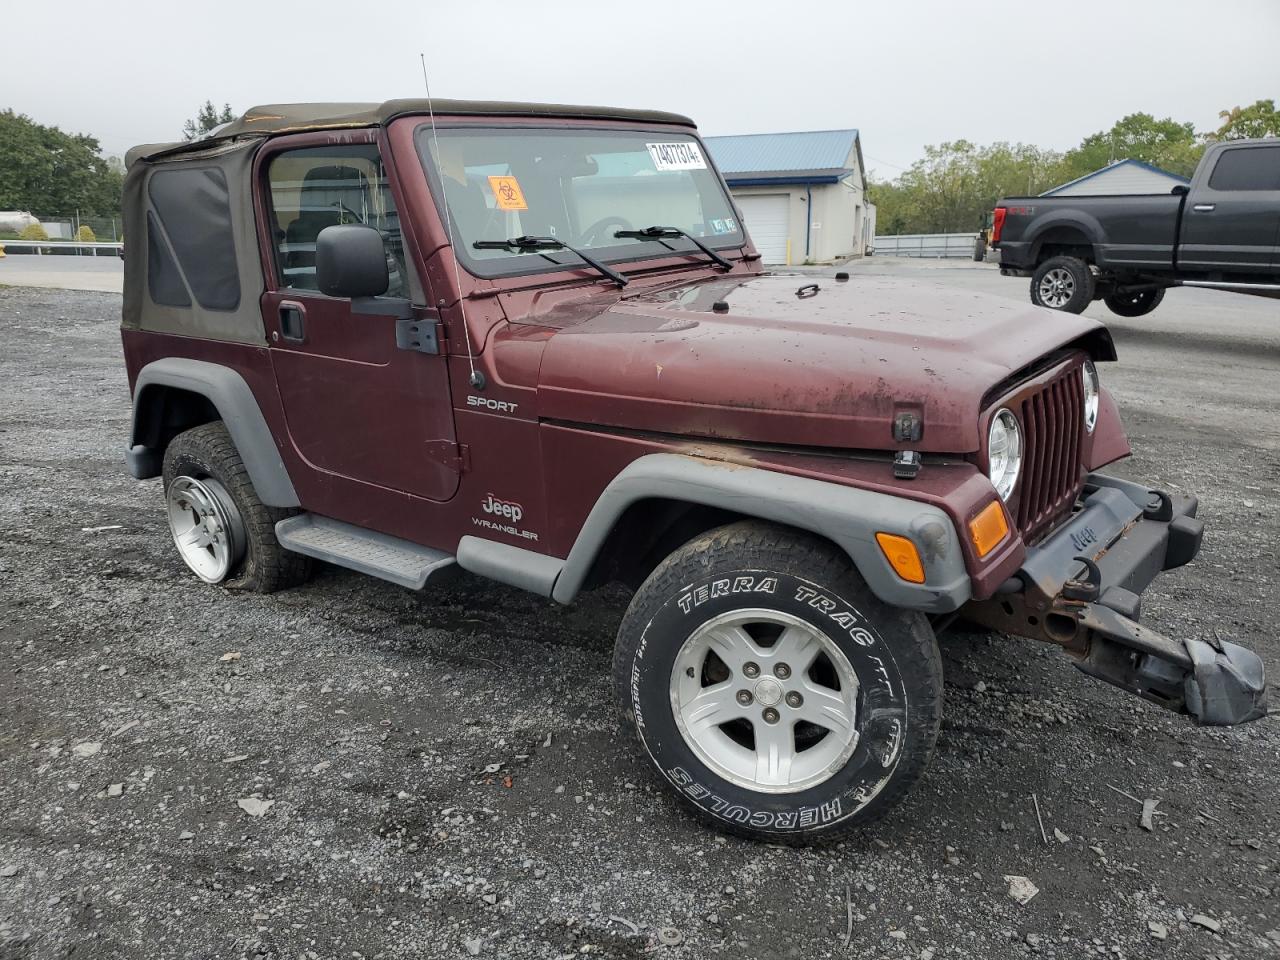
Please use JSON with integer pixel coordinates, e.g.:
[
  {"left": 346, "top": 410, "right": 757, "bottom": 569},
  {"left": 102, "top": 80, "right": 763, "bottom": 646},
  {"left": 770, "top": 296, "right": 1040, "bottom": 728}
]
[{"left": 119, "top": 100, "right": 1266, "bottom": 842}]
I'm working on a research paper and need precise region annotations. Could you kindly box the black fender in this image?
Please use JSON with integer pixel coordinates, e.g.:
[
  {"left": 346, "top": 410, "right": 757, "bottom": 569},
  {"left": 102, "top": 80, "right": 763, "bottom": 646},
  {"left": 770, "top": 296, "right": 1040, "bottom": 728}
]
[{"left": 127, "top": 357, "right": 299, "bottom": 507}]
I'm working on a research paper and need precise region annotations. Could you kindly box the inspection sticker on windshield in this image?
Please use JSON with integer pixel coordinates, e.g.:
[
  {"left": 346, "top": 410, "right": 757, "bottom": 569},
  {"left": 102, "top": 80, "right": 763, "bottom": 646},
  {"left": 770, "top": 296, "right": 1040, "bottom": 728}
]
[
  {"left": 487, "top": 175, "right": 528, "bottom": 211},
  {"left": 646, "top": 142, "right": 707, "bottom": 171}
]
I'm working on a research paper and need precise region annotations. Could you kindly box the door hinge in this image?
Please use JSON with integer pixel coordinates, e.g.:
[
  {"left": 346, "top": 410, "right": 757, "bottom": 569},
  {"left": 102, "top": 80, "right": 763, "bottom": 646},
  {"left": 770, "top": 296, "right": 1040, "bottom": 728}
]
[
  {"left": 396, "top": 317, "right": 442, "bottom": 355},
  {"left": 425, "top": 440, "right": 470, "bottom": 472}
]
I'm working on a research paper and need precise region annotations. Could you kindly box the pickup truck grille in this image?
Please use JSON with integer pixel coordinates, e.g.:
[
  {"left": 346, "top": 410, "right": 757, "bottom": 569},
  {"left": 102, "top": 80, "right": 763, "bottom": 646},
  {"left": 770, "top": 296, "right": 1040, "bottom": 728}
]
[{"left": 1015, "top": 363, "right": 1086, "bottom": 543}]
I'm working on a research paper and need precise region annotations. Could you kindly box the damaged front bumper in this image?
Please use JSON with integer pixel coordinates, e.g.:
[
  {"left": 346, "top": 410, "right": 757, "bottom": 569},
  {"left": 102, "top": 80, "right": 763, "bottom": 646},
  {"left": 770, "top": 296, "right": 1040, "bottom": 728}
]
[{"left": 965, "top": 473, "right": 1267, "bottom": 726}]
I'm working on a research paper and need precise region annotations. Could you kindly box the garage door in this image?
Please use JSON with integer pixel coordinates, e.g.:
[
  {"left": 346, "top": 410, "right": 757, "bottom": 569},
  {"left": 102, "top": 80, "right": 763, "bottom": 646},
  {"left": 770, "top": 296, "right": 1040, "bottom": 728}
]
[{"left": 736, "top": 194, "right": 790, "bottom": 264}]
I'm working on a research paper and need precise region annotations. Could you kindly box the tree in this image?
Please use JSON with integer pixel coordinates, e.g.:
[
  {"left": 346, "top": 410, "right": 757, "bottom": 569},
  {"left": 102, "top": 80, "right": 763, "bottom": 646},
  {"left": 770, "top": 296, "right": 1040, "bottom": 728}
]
[
  {"left": 183, "top": 101, "right": 235, "bottom": 140},
  {"left": 0, "top": 110, "right": 122, "bottom": 217},
  {"left": 1213, "top": 99, "right": 1280, "bottom": 140},
  {"left": 19, "top": 222, "right": 49, "bottom": 241},
  {"left": 870, "top": 140, "right": 1064, "bottom": 234},
  {"left": 76, "top": 224, "right": 96, "bottom": 242},
  {"left": 1060, "top": 112, "right": 1204, "bottom": 179}
]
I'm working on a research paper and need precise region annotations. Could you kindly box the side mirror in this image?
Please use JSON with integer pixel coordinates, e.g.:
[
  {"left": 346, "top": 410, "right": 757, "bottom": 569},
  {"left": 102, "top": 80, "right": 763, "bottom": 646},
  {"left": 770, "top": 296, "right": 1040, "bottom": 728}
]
[
  {"left": 315, "top": 224, "right": 389, "bottom": 299},
  {"left": 1170, "top": 184, "right": 1190, "bottom": 196}
]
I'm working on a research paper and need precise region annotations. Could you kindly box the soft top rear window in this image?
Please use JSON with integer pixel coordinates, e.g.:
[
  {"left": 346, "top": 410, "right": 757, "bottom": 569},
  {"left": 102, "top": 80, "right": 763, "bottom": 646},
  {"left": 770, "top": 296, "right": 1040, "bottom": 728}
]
[
  {"left": 416, "top": 125, "right": 743, "bottom": 280},
  {"left": 147, "top": 167, "right": 241, "bottom": 310}
]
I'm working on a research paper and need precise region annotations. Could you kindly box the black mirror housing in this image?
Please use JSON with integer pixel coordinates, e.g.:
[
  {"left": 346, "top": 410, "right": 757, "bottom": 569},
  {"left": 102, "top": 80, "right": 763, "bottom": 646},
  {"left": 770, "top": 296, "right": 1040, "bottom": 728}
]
[
  {"left": 316, "top": 224, "right": 389, "bottom": 299},
  {"left": 1171, "top": 184, "right": 1190, "bottom": 196}
]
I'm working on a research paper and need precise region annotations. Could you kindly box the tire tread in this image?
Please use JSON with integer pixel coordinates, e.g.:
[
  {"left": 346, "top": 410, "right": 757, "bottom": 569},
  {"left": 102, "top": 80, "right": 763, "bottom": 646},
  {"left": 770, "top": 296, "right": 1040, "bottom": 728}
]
[
  {"left": 613, "top": 520, "right": 942, "bottom": 844},
  {"left": 162, "top": 421, "right": 311, "bottom": 593}
]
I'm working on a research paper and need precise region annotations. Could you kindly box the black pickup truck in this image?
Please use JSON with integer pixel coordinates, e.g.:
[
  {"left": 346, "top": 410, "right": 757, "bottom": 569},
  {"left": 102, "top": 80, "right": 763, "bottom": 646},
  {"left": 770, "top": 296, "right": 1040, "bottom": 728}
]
[{"left": 993, "top": 139, "right": 1280, "bottom": 316}]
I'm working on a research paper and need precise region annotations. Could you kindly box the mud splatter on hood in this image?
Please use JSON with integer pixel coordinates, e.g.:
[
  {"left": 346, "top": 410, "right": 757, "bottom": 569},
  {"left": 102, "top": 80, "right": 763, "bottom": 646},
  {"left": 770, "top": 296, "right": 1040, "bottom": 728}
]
[{"left": 527, "top": 272, "right": 1112, "bottom": 453}]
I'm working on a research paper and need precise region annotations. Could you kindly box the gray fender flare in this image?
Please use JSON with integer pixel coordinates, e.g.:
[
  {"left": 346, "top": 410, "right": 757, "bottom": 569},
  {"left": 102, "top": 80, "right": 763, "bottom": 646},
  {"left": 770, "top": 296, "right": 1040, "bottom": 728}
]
[
  {"left": 550, "top": 453, "right": 971, "bottom": 613},
  {"left": 128, "top": 357, "right": 299, "bottom": 507}
]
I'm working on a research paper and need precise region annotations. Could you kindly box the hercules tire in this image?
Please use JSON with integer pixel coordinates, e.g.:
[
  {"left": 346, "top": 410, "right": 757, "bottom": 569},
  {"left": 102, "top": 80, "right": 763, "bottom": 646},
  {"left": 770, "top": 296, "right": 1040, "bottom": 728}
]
[
  {"left": 613, "top": 520, "right": 943, "bottom": 844},
  {"left": 1030, "top": 255, "right": 1094, "bottom": 314},
  {"left": 162, "top": 421, "right": 312, "bottom": 593}
]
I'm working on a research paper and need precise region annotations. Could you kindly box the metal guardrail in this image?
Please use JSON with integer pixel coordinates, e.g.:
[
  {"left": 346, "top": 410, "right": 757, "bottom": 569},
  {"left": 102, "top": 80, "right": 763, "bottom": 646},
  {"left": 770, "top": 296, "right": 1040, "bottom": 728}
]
[
  {"left": 0, "top": 240, "right": 123, "bottom": 255},
  {"left": 873, "top": 233, "right": 977, "bottom": 259}
]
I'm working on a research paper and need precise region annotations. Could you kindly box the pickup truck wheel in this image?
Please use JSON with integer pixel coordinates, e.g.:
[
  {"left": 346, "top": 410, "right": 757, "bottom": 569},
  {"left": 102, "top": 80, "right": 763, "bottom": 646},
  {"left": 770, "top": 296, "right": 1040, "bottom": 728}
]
[
  {"left": 162, "top": 422, "right": 312, "bottom": 593},
  {"left": 1104, "top": 287, "right": 1166, "bottom": 318},
  {"left": 1030, "top": 256, "right": 1094, "bottom": 313},
  {"left": 613, "top": 521, "right": 942, "bottom": 843}
]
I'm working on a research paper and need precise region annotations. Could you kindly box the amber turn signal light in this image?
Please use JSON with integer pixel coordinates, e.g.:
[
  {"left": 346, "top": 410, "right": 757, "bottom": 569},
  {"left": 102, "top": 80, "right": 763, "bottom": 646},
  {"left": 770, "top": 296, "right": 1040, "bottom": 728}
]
[
  {"left": 969, "top": 500, "right": 1010, "bottom": 558},
  {"left": 875, "top": 532, "right": 926, "bottom": 584}
]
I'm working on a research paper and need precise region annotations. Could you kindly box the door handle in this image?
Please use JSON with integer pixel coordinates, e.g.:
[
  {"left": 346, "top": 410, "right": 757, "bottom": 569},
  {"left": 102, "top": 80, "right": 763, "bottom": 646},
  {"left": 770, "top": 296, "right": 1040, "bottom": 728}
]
[
  {"left": 1192, "top": 203, "right": 1216, "bottom": 212},
  {"left": 279, "top": 302, "right": 306, "bottom": 341}
]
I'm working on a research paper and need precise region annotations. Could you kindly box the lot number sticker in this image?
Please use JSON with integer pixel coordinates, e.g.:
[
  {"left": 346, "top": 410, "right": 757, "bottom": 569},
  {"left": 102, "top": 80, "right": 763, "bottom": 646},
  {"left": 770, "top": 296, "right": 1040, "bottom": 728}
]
[
  {"left": 646, "top": 142, "right": 708, "bottom": 171},
  {"left": 487, "top": 175, "right": 528, "bottom": 211}
]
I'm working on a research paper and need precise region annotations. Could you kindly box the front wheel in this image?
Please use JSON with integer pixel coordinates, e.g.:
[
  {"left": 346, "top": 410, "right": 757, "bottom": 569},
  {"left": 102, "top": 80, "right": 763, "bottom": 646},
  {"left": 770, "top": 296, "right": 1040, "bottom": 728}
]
[
  {"left": 1104, "top": 287, "right": 1166, "bottom": 318},
  {"left": 613, "top": 521, "right": 943, "bottom": 843},
  {"left": 1030, "top": 256, "right": 1094, "bottom": 314}
]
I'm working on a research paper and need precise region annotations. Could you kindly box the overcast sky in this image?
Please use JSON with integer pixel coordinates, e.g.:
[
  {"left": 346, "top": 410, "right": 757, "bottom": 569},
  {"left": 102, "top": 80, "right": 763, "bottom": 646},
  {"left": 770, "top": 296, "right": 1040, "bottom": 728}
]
[{"left": 7, "top": 0, "right": 1277, "bottom": 179}]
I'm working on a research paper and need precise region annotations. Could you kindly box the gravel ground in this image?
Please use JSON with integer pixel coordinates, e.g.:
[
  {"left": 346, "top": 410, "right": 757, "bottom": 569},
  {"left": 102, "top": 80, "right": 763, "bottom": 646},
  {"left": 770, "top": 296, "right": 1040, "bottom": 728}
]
[{"left": 1, "top": 277, "right": 1278, "bottom": 960}]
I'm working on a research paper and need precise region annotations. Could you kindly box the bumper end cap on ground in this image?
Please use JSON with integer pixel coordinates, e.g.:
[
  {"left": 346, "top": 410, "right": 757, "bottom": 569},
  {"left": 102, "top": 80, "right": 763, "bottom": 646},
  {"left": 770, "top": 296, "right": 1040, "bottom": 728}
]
[{"left": 1184, "top": 638, "right": 1268, "bottom": 726}]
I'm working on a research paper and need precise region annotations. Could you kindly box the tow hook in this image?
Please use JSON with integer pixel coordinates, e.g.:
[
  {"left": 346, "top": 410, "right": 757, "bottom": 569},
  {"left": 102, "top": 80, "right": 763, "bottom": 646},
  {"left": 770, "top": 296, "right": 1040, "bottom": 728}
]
[{"left": 1061, "top": 556, "right": 1101, "bottom": 602}]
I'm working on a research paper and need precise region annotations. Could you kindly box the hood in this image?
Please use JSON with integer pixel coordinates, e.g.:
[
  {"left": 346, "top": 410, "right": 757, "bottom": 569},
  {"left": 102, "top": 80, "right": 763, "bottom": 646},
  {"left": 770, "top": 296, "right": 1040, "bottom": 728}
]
[{"left": 523, "top": 272, "right": 1112, "bottom": 453}]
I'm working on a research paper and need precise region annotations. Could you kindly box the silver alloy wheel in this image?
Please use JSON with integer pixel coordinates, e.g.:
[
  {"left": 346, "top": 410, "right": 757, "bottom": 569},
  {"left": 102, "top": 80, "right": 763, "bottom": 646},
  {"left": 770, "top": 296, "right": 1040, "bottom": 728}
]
[
  {"left": 670, "top": 608, "right": 860, "bottom": 794},
  {"left": 166, "top": 475, "right": 246, "bottom": 583},
  {"left": 1037, "top": 267, "right": 1075, "bottom": 308}
]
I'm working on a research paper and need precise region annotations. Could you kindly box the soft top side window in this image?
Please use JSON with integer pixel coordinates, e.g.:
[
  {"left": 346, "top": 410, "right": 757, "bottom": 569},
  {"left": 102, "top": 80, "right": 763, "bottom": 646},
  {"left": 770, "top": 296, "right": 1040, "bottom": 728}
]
[
  {"left": 147, "top": 166, "right": 240, "bottom": 310},
  {"left": 265, "top": 144, "right": 406, "bottom": 297}
]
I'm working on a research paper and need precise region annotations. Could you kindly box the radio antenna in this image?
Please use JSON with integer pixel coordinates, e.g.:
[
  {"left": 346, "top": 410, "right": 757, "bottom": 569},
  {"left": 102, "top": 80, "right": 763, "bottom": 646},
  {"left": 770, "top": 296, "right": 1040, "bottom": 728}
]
[{"left": 420, "top": 52, "right": 483, "bottom": 389}]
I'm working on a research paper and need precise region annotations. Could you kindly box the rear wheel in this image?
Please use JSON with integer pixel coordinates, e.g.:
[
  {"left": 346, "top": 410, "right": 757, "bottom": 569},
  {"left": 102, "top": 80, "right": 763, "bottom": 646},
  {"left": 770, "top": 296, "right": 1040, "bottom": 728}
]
[
  {"left": 162, "top": 422, "right": 311, "bottom": 593},
  {"left": 1030, "top": 256, "right": 1094, "bottom": 314},
  {"left": 1104, "top": 287, "right": 1165, "bottom": 318},
  {"left": 613, "top": 521, "right": 943, "bottom": 843}
]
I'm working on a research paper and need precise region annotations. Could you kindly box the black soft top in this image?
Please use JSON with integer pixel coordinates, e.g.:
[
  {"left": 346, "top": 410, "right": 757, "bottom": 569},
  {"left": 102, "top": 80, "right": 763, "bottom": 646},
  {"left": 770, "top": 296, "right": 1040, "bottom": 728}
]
[{"left": 126, "top": 99, "right": 697, "bottom": 167}]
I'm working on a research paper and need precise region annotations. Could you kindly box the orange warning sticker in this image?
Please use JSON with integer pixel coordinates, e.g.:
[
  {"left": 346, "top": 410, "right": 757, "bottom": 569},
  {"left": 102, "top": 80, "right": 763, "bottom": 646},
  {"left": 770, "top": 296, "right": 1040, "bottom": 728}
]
[{"left": 487, "top": 175, "right": 528, "bottom": 211}]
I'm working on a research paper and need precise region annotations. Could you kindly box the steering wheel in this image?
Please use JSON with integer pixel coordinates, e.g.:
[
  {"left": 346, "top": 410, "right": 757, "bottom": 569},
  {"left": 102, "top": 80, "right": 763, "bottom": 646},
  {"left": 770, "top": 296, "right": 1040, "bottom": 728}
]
[{"left": 578, "top": 215, "right": 633, "bottom": 247}]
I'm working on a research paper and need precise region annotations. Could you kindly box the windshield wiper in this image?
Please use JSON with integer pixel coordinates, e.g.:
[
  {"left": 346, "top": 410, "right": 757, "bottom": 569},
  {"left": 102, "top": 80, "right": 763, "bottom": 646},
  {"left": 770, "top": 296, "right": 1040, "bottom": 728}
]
[
  {"left": 473, "top": 235, "right": 628, "bottom": 288},
  {"left": 613, "top": 225, "right": 734, "bottom": 271}
]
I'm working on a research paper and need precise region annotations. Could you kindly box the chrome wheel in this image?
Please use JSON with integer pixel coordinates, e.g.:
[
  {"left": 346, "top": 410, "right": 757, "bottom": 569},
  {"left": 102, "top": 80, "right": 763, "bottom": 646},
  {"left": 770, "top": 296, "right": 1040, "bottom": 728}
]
[
  {"left": 166, "top": 475, "right": 245, "bottom": 583},
  {"left": 670, "top": 609, "right": 860, "bottom": 794},
  {"left": 1037, "top": 267, "right": 1075, "bottom": 308}
]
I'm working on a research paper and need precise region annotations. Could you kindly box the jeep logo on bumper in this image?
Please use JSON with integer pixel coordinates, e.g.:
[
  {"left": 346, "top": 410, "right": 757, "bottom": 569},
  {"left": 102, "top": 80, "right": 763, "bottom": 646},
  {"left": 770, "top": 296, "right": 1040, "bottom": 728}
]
[{"left": 1070, "top": 525, "right": 1099, "bottom": 552}]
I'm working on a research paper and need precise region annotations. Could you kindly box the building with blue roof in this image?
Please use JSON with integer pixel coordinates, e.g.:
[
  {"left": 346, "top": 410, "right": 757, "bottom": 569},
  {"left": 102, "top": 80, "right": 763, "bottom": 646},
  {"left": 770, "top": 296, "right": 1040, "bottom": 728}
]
[
  {"left": 704, "top": 129, "right": 874, "bottom": 264},
  {"left": 1040, "top": 158, "right": 1190, "bottom": 197}
]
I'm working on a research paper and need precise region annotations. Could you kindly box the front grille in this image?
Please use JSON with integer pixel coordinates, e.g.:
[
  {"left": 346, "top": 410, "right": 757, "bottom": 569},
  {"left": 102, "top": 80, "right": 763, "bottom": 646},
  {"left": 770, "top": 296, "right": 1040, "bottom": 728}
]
[{"left": 1015, "top": 363, "right": 1086, "bottom": 543}]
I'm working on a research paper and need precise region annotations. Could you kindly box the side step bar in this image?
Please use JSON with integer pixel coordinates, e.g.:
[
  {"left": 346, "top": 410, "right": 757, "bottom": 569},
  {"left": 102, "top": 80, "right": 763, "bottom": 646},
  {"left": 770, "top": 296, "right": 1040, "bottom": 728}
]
[{"left": 275, "top": 514, "right": 455, "bottom": 590}]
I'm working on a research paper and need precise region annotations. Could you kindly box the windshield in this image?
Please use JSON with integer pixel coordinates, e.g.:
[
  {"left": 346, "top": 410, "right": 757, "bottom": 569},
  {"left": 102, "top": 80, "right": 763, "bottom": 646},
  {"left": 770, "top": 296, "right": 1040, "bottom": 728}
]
[{"left": 416, "top": 126, "right": 744, "bottom": 278}]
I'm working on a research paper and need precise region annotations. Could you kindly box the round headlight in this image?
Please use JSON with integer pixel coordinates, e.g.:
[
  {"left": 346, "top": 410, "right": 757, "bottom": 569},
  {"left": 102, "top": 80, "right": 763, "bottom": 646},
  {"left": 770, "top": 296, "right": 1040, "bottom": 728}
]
[
  {"left": 1082, "top": 359, "right": 1100, "bottom": 433},
  {"left": 988, "top": 409, "right": 1022, "bottom": 501}
]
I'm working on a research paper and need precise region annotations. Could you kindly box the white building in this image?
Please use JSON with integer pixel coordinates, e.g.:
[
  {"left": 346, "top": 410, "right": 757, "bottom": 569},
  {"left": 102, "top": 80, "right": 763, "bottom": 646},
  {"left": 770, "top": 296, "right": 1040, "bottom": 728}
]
[
  {"left": 1041, "top": 158, "right": 1190, "bottom": 197},
  {"left": 704, "top": 129, "right": 875, "bottom": 265}
]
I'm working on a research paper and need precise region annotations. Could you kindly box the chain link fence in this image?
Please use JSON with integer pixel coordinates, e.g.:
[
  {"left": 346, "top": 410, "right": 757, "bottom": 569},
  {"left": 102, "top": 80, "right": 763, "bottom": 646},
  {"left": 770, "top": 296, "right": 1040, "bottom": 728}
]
[
  {"left": 872, "top": 233, "right": 979, "bottom": 259},
  {"left": 0, "top": 213, "right": 122, "bottom": 255}
]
